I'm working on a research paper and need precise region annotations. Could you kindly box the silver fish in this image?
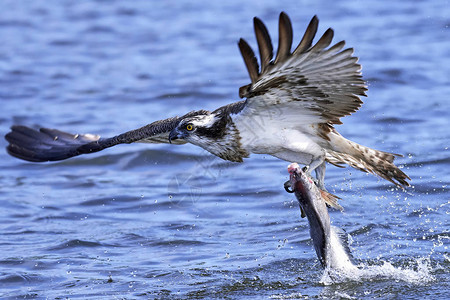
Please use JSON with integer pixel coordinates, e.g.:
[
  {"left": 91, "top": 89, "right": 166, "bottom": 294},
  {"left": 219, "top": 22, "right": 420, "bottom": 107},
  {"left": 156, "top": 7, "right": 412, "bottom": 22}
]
[{"left": 286, "top": 163, "right": 355, "bottom": 270}]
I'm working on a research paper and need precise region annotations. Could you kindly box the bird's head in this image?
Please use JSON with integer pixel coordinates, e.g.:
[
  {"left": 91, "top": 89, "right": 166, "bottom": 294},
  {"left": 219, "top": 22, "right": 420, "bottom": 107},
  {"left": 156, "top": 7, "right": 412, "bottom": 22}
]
[
  {"left": 169, "top": 113, "right": 220, "bottom": 144},
  {"left": 168, "top": 112, "right": 248, "bottom": 162}
]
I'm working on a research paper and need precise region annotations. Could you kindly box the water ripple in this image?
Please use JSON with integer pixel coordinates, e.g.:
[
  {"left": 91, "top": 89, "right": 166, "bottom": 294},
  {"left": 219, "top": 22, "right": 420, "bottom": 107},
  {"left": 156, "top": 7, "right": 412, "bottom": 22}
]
[{"left": 46, "top": 239, "right": 116, "bottom": 251}]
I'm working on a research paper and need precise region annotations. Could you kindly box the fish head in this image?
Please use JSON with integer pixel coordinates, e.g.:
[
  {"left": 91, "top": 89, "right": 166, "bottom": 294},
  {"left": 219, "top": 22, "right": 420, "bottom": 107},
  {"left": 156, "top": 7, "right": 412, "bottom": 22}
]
[
  {"left": 287, "top": 163, "right": 344, "bottom": 212},
  {"left": 287, "top": 163, "right": 316, "bottom": 196}
]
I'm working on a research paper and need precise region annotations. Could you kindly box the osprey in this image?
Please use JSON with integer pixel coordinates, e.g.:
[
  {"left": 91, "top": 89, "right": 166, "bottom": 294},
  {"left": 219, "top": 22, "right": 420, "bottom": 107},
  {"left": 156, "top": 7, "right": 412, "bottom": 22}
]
[{"left": 5, "top": 12, "right": 410, "bottom": 189}]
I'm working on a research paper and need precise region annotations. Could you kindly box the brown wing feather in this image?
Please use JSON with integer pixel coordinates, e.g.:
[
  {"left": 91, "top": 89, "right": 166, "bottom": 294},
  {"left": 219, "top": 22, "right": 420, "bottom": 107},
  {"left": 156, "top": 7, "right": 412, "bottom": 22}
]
[
  {"left": 238, "top": 38, "right": 259, "bottom": 84},
  {"left": 293, "top": 15, "right": 318, "bottom": 55},
  {"left": 309, "top": 28, "right": 334, "bottom": 52},
  {"left": 238, "top": 13, "right": 367, "bottom": 125},
  {"left": 274, "top": 12, "right": 293, "bottom": 64},
  {"left": 253, "top": 17, "right": 273, "bottom": 74}
]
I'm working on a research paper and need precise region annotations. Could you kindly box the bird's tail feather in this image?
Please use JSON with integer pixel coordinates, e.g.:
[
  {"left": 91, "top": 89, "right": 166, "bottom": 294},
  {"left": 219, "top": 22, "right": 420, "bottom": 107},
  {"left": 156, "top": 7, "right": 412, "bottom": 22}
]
[{"left": 325, "top": 132, "right": 410, "bottom": 188}]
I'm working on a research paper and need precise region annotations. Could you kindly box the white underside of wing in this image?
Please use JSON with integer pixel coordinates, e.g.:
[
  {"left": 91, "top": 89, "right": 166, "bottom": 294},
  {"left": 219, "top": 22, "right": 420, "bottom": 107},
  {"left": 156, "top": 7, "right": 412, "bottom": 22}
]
[
  {"left": 239, "top": 92, "right": 325, "bottom": 125},
  {"left": 232, "top": 106, "right": 325, "bottom": 165}
]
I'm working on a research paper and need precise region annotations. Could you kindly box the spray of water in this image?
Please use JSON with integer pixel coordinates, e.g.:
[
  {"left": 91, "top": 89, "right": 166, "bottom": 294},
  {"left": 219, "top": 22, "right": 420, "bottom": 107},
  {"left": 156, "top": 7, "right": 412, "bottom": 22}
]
[{"left": 319, "top": 234, "right": 449, "bottom": 285}]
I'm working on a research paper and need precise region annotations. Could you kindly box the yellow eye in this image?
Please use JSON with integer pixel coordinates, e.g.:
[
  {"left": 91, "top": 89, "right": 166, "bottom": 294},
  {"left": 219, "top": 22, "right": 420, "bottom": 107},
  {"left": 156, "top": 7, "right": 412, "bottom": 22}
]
[{"left": 186, "top": 124, "right": 193, "bottom": 131}]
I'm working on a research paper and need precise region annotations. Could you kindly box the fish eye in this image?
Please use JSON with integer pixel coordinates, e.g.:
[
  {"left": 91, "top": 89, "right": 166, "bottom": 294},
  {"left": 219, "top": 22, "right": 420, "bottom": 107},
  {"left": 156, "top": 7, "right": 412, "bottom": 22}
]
[{"left": 186, "top": 124, "right": 194, "bottom": 131}]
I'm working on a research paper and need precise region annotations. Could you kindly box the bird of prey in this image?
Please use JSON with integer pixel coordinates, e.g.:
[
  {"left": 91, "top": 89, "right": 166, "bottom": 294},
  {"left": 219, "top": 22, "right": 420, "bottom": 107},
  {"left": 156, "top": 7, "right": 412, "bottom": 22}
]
[{"left": 5, "top": 12, "right": 410, "bottom": 189}]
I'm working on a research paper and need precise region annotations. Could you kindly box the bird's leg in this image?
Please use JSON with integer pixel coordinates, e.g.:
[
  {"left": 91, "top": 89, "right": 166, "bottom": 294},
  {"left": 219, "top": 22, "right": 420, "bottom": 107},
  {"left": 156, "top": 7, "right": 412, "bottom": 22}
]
[
  {"left": 314, "top": 161, "right": 327, "bottom": 191},
  {"left": 301, "top": 156, "right": 327, "bottom": 191}
]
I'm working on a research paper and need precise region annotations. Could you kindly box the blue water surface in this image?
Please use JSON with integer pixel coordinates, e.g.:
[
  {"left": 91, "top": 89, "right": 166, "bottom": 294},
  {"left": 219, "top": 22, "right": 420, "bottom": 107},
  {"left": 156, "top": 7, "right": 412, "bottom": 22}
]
[{"left": 0, "top": 0, "right": 449, "bottom": 298}]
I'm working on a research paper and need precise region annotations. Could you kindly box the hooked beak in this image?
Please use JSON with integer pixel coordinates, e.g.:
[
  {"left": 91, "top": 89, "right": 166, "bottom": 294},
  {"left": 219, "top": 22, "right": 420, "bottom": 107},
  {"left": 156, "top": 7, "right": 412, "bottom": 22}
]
[{"left": 168, "top": 128, "right": 181, "bottom": 144}]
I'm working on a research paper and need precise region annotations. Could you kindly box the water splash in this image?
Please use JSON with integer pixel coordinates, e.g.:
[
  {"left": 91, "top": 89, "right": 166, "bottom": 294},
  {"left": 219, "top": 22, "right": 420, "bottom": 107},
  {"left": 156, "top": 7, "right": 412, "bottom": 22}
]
[
  {"left": 320, "top": 257, "right": 435, "bottom": 286},
  {"left": 319, "top": 220, "right": 448, "bottom": 286}
]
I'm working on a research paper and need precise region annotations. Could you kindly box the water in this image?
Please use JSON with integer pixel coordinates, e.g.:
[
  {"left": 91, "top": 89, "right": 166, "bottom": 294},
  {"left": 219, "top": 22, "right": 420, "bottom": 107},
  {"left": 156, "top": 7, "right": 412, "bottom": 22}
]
[{"left": 0, "top": 0, "right": 448, "bottom": 298}]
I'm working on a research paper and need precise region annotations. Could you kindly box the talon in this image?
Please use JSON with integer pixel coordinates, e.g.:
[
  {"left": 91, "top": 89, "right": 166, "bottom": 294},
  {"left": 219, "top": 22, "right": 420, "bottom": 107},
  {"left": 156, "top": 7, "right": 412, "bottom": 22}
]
[
  {"left": 284, "top": 180, "right": 294, "bottom": 193},
  {"left": 312, "top": 177, "right": 319, "bottom": 186}
]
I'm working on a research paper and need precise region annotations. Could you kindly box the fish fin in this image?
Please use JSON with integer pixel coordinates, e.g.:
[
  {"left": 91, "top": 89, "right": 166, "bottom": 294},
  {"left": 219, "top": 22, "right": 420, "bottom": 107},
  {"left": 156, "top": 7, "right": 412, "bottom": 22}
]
[
  {"left": 330, "top": 225, "right": 354, "bottom": 262},
  {"left": 320, "top": 190, "right": 344, "bottom": 211}
]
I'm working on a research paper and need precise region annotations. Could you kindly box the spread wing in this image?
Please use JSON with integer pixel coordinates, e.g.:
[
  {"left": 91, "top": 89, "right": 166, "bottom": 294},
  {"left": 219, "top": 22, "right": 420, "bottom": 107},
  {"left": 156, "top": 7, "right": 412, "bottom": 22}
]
[
  {"left": 5, "top": 110, "right": 208, "bottom": 162},
  {"left": 238, "top": 12, "right": 367, "bottom": 125}
]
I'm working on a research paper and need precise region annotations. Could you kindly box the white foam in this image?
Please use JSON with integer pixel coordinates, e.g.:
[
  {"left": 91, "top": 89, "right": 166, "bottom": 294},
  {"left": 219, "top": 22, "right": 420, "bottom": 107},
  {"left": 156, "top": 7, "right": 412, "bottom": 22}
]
[{"left": 319, "top": 257, "right": 435, "bottom": 286}]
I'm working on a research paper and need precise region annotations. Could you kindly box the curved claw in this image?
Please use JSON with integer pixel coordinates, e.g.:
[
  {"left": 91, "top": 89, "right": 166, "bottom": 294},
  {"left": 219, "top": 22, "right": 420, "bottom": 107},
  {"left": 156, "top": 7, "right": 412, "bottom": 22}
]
[{"left": 284, "top": 180, "right": 294, "bottom": 193}]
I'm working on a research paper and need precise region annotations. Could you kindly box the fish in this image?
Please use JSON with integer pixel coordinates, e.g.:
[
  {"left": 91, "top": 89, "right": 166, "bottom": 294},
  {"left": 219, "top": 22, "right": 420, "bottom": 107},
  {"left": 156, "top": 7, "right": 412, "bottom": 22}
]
[{"left": 286, "top": 163, "right": 356, "bottom": 270}]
